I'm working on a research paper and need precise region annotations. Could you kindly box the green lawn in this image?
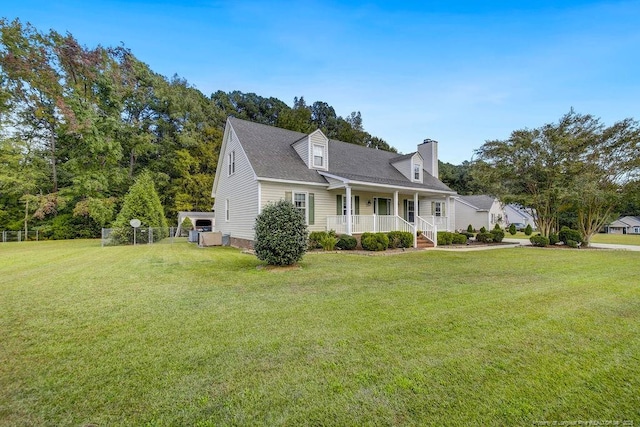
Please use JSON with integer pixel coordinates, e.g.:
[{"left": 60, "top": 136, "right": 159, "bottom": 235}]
[{"left": 1, "top": 240, "right": 639, "bottom": 426}]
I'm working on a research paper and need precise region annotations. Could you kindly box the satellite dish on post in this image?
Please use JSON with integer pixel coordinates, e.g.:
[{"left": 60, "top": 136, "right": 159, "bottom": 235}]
[{"left": 130, "top": 219, "right": 141, "bottom": 245}]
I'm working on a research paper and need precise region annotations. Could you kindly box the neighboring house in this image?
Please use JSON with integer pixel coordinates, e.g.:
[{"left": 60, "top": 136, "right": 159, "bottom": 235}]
[
  {"left": 604, "top": 216, "right": 640, "bottom": 234},
  {"left": 211, "top": 117, "right": 457, "bottom": 248},
  {"left": 175, "top": 211, "right": 216, "bottom": 237},
  {"left": 454, "top": 195, "right": 505, "bottom": 231},
  {"left": 504, "top": 204, "right": 536, "bottom": 229}
]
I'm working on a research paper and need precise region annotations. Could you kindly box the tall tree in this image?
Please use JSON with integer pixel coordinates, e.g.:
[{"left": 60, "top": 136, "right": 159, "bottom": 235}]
[{"left": 474, "top": 110, "right": 640, "bottom": 245}]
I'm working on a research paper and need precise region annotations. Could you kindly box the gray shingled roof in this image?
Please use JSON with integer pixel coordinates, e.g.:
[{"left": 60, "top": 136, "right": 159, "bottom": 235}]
[
  {"left": 228, "top": 117, "right": 454, "bottom": 193},
  {"left": 458, "top": 195, "right": 496, "bottom": 211}
]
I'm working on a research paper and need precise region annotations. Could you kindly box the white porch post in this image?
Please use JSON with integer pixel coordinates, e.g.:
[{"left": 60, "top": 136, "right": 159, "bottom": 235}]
[
  {"left": 346, "top": 186, "right": 352, "bottom": 235},
  {"left": 393, "top": 191, "right": 399, "bottom": 229},
  {"left": 413, "top": 192, "right": 419, "bottom": 248},
  {"left": 446, "top": 196, "right": 451, "bottom": 231}
]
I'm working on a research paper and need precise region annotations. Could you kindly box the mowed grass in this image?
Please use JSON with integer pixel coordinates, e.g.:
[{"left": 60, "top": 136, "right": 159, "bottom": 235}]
[{"left": 1, "top": 240, "right": 639, "bottom": 426}]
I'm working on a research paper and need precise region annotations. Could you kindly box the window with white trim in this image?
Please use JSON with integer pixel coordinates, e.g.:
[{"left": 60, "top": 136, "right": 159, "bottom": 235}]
[
  {"left": 412, "top": 158, "right": 423, "bottom": 182},
  {"left": 312, "top": 144, "right": 324, "bottom": 168},
  {"left": 228, "top": 151, "right": 235, "bottom": 176},
  {"left": 225, "top": 199, "right": 230, "bottom": 221},
  {"left": 294, "top": 192, "right": 307, "bottom": 223},
  {"left": 434, "top": 201, "right": 443, "bottom": 217}
]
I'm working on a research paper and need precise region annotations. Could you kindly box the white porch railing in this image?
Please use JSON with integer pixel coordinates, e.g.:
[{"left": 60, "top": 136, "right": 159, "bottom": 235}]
[
  {"left": 416, "top": 215, "right": 438, "bottom": 247},
  {"left": 326, "top": 215, "right": 414, "bottom": 235}
]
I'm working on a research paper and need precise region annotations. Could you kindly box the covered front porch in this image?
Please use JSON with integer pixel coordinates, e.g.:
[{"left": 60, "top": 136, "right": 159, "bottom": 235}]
[{"left": 322, "top": 184, "right": 454, "bottom": 248}]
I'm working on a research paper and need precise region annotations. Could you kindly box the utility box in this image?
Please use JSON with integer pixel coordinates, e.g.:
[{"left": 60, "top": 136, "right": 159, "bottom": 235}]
[
  {"left": 188, "top": 230, "right": 199, "bottom": 243},
  {"left": 199, "top": 231, "right": 222, "bottom": 247}
]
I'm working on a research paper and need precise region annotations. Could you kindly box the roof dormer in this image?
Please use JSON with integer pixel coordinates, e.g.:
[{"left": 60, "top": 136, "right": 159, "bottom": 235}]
[
  {"left": 292, "top": 129, "right": 329, "bottom": 171},
  {"left": 390, "top": 152, "right": 424, "bottom": 183}
]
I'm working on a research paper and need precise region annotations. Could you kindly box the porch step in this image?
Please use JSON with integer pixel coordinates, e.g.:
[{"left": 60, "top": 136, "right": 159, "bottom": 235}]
[{"left": 416, "top": 235, "right": 435, "bottom": 249}]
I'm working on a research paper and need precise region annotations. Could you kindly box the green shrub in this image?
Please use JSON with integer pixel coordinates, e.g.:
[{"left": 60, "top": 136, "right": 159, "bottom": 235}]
[
  {"left": 254, "top": 200, "right": 308, "bottom": 265},
  {"left": 559, "top": 226, "right": 582, "bottom": 244},
  {"left": 452, "top": 233, "right": 468, "bottom": 244},
  {"left": 308, "top": 231, "right": 329, "bottom": 249},
  {"left": 567, "top": 239, "right": 580, "bottom": 248},
  {"left": 549, "top": 233, "right": 559, "bottom": 245},
  {"left": 480, "top": 226, "right": 487, "bottom": 233},
  {"left": 180, "top": 217, "right": 193, "bottom": 231},
  {"left": 476, "top": 232, "right": 493, "bottom": 243},
  {"left": 524, "top": 224, "right": 533, "bottom": 236},
  {"left": 319, "top": 234, "right": 339, "bottom": 251},
  {"left": 387, "top": 231, "right": 413, "bottom": 249},
  {"left": 530, "top": 235, "right": 549, "bottom": 247},
  {"left": 493, "top": 223, "right": 501, "bottom": 230},
  {"left": 508, "top": 223, "right": 517, "bottom": 235},
  {"left": 336, "top": 234, "right": 357, "bottom": 250},
  {"left": 437, "top": 231, "right": 453, "bottom": 246},
  {"left": 467, "top": 224, "right": 474, "bottom": 233},
  {"left": 111, "top": 171, "right": 169, "bottom": 244},
  {"left": 361, "top": 232, "right": 389, "bottom": 251},
  {"left": 490, "top": 229, "right": 505, "bottom": 243},
  {"left": 459, "top": 231, "right": 474, "bottom": 239}
]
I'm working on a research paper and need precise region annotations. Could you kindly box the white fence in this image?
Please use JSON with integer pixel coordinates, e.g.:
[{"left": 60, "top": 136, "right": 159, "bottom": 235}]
[
  {"left": 326, "top": 215, "right": 415, "bottom": 234},
  {"left": 1, "top": 230, "right": 40, "bottom": 242},
  {"left": 101, "top": 227, "right": 178, "bottom": 247}
]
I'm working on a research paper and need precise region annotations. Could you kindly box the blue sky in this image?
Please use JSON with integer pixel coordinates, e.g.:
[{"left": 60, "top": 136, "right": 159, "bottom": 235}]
[{"left": 3, "top": 1, "right": 639, "bottom": 163}]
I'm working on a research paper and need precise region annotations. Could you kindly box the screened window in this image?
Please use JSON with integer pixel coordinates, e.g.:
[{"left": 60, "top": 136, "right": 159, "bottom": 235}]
[
  {"left": 434, "top": 202, "right": 443, "bottom": 217},
  {"left": 294, "top": 192, "right": 307, "bottom": 222},
  {"left": 414, "top": 164, "right": 420, "bottom": 180},
  {"left": 228, "top": 151, "right": 235, "bottom": 176},
  {"left": 312, "top": 145, "right": 324, "bottom": 167},
  {"left": 225, "top": 199, "right": 230, "bottom": 221}
]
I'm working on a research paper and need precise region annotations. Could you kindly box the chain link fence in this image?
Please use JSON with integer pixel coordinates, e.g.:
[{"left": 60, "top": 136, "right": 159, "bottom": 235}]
[
  {"left": 1, "top": 230, "right": 40, "bottom": 242},
  {"left": 101, "top": 227, "right": 179, "bottom": 247}
]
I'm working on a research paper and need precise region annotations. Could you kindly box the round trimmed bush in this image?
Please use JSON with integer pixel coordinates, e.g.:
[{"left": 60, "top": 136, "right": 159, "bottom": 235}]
[
  {"left": 336, "top": 234, "right": 357, "bottom": 250},
  {"left": 567, "top": 239, "right": 580, "bottom": 248},
  {"left": 476, "top": 232, "right": 493, "bottom": 243},
  {"left": 361, "top": 232, "right": 389, "bottom": 251},
  {"left": 524, "top": 224, "right": 533, "bottom": 236},
  {"left": 467, "top": 224, "right": 474, "bottom": 233},
  {"left": 254, "top": 200, "right": 308, "bottom": 265},
  {"left": 549, "top": 232, "right": 559, "bottom": 245},
  {"left": 508, "top": 223, "right": 517, "bottom": 235},
  {"left": 387, "top": 231, "right": 413, "bottom": 248},
  {"left": 530, "top": 235, "right": 549, "bottom": 247},
  {"left": 490, "top": 229, "right": 505, "bottom": 243},
  {"left": 437, "top": 231, "right": 453, "bottom": 246},
  {"left": 559, "top": 226, "right": 582, "bottom": 244},
  {"left": 452, "top": 233, "right": 468, "bottom": 244}
]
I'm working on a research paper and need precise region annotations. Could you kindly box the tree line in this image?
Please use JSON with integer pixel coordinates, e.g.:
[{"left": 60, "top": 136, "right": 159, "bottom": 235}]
[{"left": 0, "top": 19, "right": 395, "bottom": 237}]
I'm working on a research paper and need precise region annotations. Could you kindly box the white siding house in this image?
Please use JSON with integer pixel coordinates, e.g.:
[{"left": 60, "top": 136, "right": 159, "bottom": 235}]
[
  {"left": 454, "top": 195, "right": 505, "bottom": 231},
  {"left": 212, "top": 118, "right": 457, "bottom": 248}
]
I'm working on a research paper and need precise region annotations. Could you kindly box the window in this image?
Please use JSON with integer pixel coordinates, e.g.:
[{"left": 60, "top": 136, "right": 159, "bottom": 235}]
[
  {"left": 225, "top": 199, "right": 229, "bottom": 221},
  {"left": 414, "top": 164, "right": 420, "bottom": 180},
  {"left": 228, "top": 151, "right": 235, "bottom": 176},
  {"left": 434, "top": 201, "right": 443, "bottom": 217},
  {"left": 294, "top": 192, "right": 307, "bottom": 222},
  {"left": 312, "top": 144, "right": 324, "bottom": 167},
  {"left": 634, "top": 227, "right": 640, "bottom": 234}
]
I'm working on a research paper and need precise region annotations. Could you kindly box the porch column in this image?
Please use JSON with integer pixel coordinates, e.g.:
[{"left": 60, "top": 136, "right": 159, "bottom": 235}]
[
  {"left": 446, "top": 196, "right": 451, "bottom": 231},
  {"left": 413, "top": 192, "right": 419, "bottom": 248},
  {"left": 346, "top": 186, "right": 352, "bottom": 235},
  {"left": 393, "top": 191, "right": 399, "bottom": 230}
]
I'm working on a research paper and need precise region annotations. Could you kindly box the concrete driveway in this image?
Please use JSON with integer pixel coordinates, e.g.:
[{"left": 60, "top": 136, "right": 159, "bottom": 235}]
[{"left": 503, "top": 238, "right": 640, "bottom": 252}]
